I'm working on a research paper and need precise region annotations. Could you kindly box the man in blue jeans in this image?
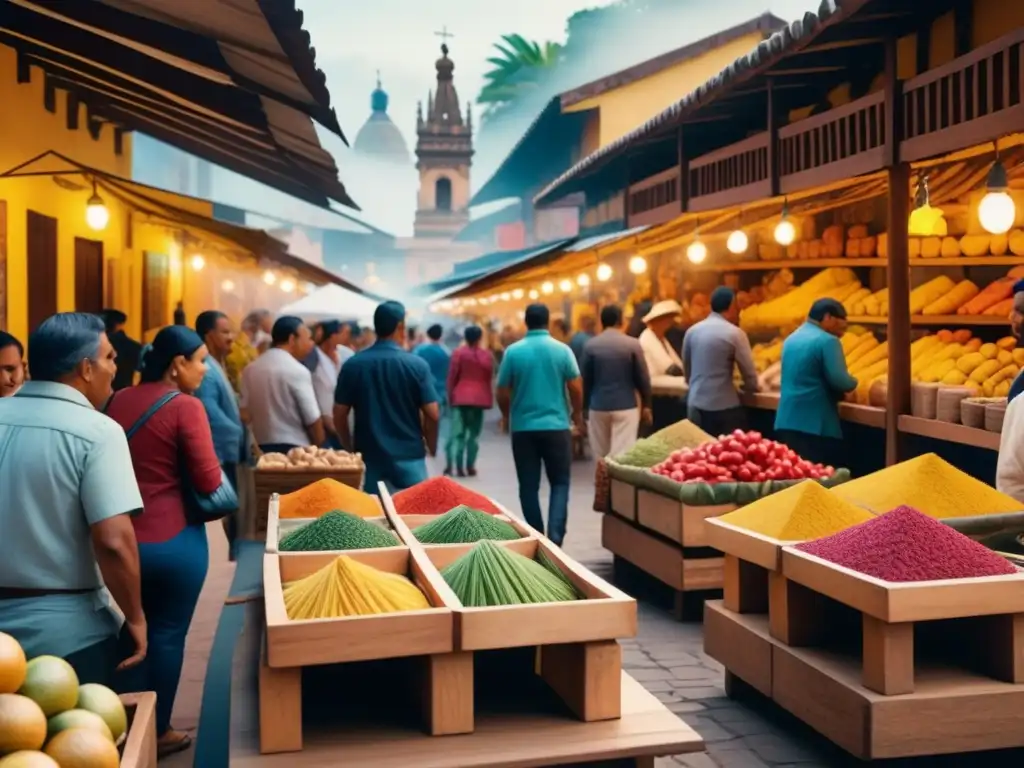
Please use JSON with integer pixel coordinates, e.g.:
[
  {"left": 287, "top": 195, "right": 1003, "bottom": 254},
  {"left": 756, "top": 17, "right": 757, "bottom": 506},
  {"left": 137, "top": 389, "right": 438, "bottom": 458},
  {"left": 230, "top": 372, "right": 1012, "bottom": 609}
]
[{"left": 497, "top": 304, "right": 584, "bottom": 546}]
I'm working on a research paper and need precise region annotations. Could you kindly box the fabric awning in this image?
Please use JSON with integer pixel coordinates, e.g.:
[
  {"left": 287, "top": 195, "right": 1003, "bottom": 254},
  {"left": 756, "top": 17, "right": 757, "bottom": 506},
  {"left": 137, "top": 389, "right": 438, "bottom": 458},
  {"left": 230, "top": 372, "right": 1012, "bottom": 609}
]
[
  {"left": 421, "top": 239, "right": 576, "bottom": 299},
  {"left": 2, "top": 0, "right": 355, "bottom": 209}
]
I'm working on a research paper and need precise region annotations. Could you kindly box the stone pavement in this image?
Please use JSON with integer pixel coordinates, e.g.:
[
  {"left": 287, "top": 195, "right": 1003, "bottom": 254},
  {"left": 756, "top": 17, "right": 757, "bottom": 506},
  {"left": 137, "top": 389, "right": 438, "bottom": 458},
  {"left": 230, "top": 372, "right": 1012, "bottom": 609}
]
[{"left": 164, "top": 416, "right": 1017, "bottom": 767}]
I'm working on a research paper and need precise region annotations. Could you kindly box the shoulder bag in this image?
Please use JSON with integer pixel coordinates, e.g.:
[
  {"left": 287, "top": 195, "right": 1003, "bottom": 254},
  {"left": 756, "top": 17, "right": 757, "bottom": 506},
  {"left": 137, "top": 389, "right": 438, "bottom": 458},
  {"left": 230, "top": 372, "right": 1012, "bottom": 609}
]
[{"left": 113, "top": 391, "right": 239, "bottom": 525}]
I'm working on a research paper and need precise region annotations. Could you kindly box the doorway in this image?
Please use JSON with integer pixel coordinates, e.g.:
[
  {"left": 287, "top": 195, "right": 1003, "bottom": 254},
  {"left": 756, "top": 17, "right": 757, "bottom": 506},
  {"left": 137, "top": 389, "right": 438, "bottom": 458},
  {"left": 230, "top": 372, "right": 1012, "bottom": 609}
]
[
  {"left": 27, "top": 210, "right": 57, "bottom": 332},
  {"left": 74, "top": 237, "right": 104, "bottom": 315}
]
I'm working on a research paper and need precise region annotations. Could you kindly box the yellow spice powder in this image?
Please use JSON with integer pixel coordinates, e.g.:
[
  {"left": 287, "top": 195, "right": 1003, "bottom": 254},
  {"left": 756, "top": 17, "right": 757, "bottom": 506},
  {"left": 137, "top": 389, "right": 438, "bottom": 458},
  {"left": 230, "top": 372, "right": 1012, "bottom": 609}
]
[
  {"left": 719, "top": 480, "right": 876, "bottom": 541},
  {"left": 831, "top": 453, "right": 1022, "bottom": 519}
]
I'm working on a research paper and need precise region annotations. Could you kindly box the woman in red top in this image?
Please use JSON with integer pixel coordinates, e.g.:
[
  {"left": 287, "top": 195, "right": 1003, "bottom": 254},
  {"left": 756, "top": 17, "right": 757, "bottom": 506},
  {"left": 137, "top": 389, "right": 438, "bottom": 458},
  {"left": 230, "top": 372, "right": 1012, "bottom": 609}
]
[
  {"left": 106, "top": 326, "right": 222, "bottom": 758},
  {"left": 445, "top": 325, "right": 494, "bottom": 476}
]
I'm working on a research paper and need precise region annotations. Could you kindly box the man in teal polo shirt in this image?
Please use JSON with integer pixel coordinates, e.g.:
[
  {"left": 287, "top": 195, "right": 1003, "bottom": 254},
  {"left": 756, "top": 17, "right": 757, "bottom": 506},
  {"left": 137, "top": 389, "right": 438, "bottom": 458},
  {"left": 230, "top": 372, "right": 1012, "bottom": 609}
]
[
  {"left": 0, "top": 313, "right": 146, "bottom": 684},
  {"left": 334, "top": 301, "right": 441, "bottom": 492},
  {"left": 775, "top": 298, "right": 858, "bottom": 467},
  {"left": 497, "top": 304, "right": 584, "bottom": 545}
]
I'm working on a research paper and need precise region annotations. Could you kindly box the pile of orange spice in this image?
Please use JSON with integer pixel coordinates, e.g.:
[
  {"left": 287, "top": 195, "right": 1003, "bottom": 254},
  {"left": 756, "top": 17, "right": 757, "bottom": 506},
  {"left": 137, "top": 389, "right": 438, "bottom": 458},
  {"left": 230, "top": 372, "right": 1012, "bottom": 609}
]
[{"left": 279, "top": 478, "right": 381, "bottom": 519}]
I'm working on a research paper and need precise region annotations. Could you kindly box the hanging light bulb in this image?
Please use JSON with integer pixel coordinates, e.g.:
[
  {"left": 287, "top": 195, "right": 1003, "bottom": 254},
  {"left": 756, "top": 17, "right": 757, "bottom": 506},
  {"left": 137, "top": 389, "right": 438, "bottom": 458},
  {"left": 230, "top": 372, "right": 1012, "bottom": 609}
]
[
  {"left": 511, "top": 288, "right": 525, "bottom": 300},
  {"left": 488, "top": 295, "right": 499, "bottom": 303},
  {"left": 85, "top": 180, "right": 109, "bottom": 231},
  {"left": 263, "top": 270, "right": 277, "bottom": 285},
  {"left": 190, "top": 254, "right": 206, "bottom": 272},
  {"left": 220, "top": 279, "right": 235, "bottom": 293},
  {"left": 774, "top": 200, "right": 796, "bottom": 246},
  {"left": 280, "top": 278, "right": 296, "bottom": 293},
  {"left": 686, "top": 226, "right": 707, "bottom": 264},
  {"left": 541, "top": 281, "right": 554, "bottom": 295},
  {"left": 727, "top": 229, "right": 749, "bottom": 254},
  {"left": 429, "top": 303, "right": 440, "bottom": 313},
  {"left": 628, "top": 255, "right": 647, "bottom": 275},
  {"left": 576, "top": 273, "right": 591, "bottom": 287},
  {"left": 465, "top": 298, "right": 477, "bottom": 307},
  {"left": 979, "top": 157, "right": 1016, "bottom": 235},
  {"left": 559, "top": 278, "right": 573, "bottom": 293},
  {"left": 500, "top": 292, "right": 511, "bottom": 301},
  {"left": 529, "top": 289, "right": 540, "bottom": 300},
  {"left": 596, "top": 263, "right": 613, "bottom": 282},
  {"left": 480, "top": 297, "right": 491, "bottom": 305},
  {"left": 908, "top": 175, "right": 947, "bottom": 237}
]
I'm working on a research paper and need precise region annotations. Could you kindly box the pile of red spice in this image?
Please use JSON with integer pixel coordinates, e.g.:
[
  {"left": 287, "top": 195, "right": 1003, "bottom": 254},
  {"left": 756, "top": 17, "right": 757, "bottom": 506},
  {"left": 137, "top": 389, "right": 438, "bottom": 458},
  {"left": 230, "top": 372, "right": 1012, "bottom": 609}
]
[
  {"left": 392, "top": 477, "right": 503, "bottom": 516},
  {"left": 796, "top": 505, "right": 1018, "bottom": 582}
]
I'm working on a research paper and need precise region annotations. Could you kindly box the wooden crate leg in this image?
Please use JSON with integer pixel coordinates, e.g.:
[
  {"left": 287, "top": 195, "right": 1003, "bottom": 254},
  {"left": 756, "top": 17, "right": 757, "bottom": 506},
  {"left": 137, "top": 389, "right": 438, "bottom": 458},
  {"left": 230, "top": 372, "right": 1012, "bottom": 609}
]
[
  {"left": 975, "top": 613, "right": 1024, "bottom": 683},
  {"left": 723, "top": 555, "right": 768, "bottom": 614},
  {"left": 422, "top": 651, "right": 474, "bottom": 736},
  {"left": 258, "top": 646, "right": 302, "bottom": 754},
  {"left": 634, "top": 757, "right": 656, "bottom": 768},
  {"left": 768, "top": 573, "right": 824, "bottom": 646},
  {"left": 862, "top": 615, "right": 914, "bottom": 695},
  {"left": 540, "top": 640, "right": 622, "bottom": 721}
]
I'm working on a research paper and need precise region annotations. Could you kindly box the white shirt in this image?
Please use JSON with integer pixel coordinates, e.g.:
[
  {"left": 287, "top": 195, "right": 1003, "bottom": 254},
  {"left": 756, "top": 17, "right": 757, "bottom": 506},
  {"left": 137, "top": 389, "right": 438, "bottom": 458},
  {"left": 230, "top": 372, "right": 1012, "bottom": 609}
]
[
  {"left": 997, "top": 396, "right": 1024, "bottom": 503},
  {"left": 640, "top": 328, "right": 684, "bottom": 378},
  {"left": 312, "top": 346, "right": 341, "bottom": 418},
  {"left": 240, "top": 348, "right": 321, "bottom": 447}
]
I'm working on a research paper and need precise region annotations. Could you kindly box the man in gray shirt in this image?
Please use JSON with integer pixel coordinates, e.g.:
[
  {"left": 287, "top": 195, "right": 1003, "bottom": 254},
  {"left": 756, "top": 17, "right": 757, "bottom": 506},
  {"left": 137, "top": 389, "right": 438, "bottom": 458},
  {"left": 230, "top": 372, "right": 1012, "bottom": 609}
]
[
  {"left": 581, "top": 305, "right": 653, "bottom": 458},
  {"left": 682, "top": 287, "right": 758, "bottom": 436}
]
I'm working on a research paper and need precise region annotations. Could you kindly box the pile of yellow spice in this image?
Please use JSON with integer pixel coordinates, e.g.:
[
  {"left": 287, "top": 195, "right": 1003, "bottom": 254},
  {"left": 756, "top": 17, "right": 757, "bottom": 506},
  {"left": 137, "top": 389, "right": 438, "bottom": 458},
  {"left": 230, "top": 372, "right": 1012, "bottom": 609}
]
[{"left": 718, "top": 481, "right": 875, "bottom": 541}]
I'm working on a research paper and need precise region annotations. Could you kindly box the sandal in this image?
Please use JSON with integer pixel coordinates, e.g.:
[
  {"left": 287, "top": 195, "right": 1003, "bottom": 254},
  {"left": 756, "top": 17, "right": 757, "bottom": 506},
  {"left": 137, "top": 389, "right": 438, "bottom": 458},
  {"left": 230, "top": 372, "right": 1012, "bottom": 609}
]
[{"left": 157, "top": 731, "right": 192, "bottom": 759}]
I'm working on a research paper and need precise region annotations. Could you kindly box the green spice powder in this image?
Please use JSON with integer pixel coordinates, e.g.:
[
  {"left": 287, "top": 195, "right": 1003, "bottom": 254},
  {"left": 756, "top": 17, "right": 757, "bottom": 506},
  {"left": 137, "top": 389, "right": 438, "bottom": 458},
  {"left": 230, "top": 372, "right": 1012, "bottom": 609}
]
[
  {"left": 441, "top": 540, "right": 579, "bottom": 607},
  {"left": 279, "top": 510, "right": 400, "bottom": 552},
  {"left": 412, "top": 505, "right": 521, "bottom": 544}
]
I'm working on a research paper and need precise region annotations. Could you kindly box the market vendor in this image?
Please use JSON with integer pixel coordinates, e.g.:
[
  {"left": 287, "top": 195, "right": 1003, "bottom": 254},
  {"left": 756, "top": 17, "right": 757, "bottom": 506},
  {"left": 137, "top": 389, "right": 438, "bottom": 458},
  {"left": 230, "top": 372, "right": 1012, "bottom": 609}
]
[
  {"left": 1006, "top": 280, "right": 1024, "bottom": 403},
  {"left": 775, "top": 298, "right": 858, "bottom": 467},
  {"left": 639, "top": 300, "right": 687, "bottom": 430}
]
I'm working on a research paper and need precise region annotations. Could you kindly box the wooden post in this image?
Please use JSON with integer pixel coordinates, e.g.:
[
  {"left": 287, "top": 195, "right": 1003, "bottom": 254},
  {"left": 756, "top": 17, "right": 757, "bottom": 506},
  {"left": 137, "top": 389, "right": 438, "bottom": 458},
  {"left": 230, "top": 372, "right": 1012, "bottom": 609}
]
[
  {"left": 766, "top": 77, "right": 780, "bottom": 197},
  {"left": 885, "top": 36, "right": 910, "bottom": 466},
  {"left": 862, "top": 615, "right": 914, "bottom": 695},
  {"left": 678, "top": 127, "right": 689, "bottom": 214}
]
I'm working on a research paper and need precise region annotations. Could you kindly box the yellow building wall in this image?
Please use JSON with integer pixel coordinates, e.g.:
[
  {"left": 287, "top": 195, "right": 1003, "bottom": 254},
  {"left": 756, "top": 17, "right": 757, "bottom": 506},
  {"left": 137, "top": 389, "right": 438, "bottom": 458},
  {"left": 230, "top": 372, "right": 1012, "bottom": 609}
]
[
  {"left": 563, "top": 31, "right": 766, "bottom": 149},
  {"left": 0, "top": 46, "right": 137, "bottom": 342}
]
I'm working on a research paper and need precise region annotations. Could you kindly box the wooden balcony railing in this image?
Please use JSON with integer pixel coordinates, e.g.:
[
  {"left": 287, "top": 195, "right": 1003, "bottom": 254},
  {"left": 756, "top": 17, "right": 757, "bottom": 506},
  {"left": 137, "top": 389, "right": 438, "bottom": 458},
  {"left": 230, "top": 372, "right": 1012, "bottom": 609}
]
[
  {"left": 778, "top": 90, "right": 887, "bottom": 193},
  {"left": 627, "top": 167, "right": 681, "bottom": 226},
  {"left": 687, "top": 132, "right": 770, "bottom": 212},
  {"left": 901, "top": 28, "right": 1024, "bottom": 162}
]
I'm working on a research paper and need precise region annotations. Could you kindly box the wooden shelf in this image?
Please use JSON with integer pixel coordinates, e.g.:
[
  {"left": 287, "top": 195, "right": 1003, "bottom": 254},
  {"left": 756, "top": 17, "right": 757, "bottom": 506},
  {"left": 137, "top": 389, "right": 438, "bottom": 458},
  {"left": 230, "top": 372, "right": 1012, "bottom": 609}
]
[
  {"left": 897, "top": 415, "right": 1001, "bottom": 450},
  {"left": 742, "top": 393, "right": 885, "bottom": 428},
  {"left": 686, "top": 256, "right": 1024, "bottom": 273},
  {"left": 847, "top": 315, "right": 1010, "bottom": 326}
]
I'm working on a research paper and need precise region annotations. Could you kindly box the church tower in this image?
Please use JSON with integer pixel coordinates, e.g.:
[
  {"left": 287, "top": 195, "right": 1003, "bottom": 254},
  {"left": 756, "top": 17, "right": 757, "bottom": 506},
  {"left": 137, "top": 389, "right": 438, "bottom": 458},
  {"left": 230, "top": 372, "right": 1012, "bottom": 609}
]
[{"left": 414, "top": 41, "right": 473, "bottom": 238}]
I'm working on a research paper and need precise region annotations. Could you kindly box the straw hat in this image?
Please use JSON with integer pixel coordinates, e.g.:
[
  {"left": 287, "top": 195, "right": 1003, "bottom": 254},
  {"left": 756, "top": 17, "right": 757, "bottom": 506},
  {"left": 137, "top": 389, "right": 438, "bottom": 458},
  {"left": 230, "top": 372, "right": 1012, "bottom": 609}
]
[{"left": 643, "top": 300, "right": 683, "bottom": 324}]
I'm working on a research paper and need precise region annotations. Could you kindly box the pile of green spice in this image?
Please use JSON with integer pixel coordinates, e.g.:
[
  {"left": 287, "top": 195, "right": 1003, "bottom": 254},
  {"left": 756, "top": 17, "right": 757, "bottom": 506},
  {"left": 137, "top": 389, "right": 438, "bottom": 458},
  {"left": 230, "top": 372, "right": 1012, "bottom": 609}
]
[
  {"left": 615, "top": 420, "right": 713, "bottom": 467},
  {"left": 279, "top": 510, "right": 400, "bottom": 552},
  {"left": 441, "top": 540, "right": 579, "bottom": 606},
  {"left": 412, "top": 505, "right": 521, "bottom": 544}
]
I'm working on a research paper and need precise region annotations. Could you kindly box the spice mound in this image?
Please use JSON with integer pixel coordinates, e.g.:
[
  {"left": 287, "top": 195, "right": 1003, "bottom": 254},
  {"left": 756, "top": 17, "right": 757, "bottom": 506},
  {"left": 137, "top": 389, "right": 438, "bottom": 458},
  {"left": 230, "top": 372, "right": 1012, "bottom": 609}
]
[
  {"left": 831, "top": 453, "right": 1023, "bottom": 519},
  {"left": 279, "top": 511, "right": 399, "bottom": 552},
  {"left": 393, "top": 477, "right": 503, "bottom": 516},
  {"left": 441, "top": 540, "right": 579, "bottom": 607},
  {"left": 718, "top": 480, "right": 875, "bottom": 540},
  {"left": 283, "top": 556, "right": 430, "bottom": 619},
  {"left": 797, "top": 506, "right": 1018, "bottom": 582},
  {"left": 279, "top": 478, "right": 381, "bottom": 519},
  {"left": 412, "top": 505, "right": 520, "bottom": 544},
  {"left": 616, "top": 420, "right": 712, "bottom": 468}
]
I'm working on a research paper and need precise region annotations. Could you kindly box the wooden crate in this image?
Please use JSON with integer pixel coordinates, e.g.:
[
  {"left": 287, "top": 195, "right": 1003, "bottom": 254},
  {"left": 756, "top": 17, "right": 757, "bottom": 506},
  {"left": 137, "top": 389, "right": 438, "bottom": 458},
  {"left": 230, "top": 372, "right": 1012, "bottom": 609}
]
[
  {"left": 253, "top": 466, "right": 365, "bottom": 536},
  {"left": 602, "top": 514, "right": 724, "bottom": 596},
  {"left": 421, "top": 535, "right": 637, "bottom": 724},
  {"left": 777, "top": 547, "right": 1024, "bottom": 696},
  {"left": 119, "top": 692, "right": 157, "bottom": 768},
  {"left": 265, "top": 493, "right": 401, "bottom": 555},
  {"left": 261, "top": 548, "right": 466, "bottom": 753},
  {"left": 610, "top": 478, "right": 638, "bottom": 521},
  {"left": 636, "top": 490, "right": 733, "bottom": 548},
  {"left": 703, "top": 601, "right": 775, "bottom": 698},
  {"left": 705, "top": 518, "right": 791, "bottom": 615}
]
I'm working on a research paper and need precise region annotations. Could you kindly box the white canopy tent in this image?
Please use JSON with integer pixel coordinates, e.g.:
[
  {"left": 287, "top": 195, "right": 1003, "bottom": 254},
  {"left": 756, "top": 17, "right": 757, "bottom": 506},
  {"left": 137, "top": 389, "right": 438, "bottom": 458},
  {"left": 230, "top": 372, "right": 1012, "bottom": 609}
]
[{"left": 276, "top": 283, "right": 381, "bottom": 325}]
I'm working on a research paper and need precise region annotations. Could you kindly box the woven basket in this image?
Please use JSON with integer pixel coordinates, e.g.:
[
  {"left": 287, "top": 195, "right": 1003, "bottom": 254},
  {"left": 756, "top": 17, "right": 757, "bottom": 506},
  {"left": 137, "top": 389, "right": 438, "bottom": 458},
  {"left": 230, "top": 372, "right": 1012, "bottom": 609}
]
[
  {"left": 910, "top": 382, "right": 940, "bottom": 419},
  {"left": 985, "top": 401, "right": 1008, "bottom": 433},
  {"left": 961, "top": 398, "right": 988, "bottom": 428},
  {"left": 936, "top": 386, "right": 972, "bottom": 423}
]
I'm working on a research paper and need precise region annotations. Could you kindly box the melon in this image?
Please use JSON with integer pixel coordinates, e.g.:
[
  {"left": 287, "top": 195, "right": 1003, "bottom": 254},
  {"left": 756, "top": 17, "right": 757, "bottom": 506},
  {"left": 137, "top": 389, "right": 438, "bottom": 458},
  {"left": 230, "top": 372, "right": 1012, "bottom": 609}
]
[
  {"left": 17, "top": 657, "right": 77, "bottom": 717},
  {"left": 44, "top": 728, "right": 119, "bottom": 768},
  {"left": 0, "top": 634, "right": 26, "bottom": 695},
  {"left": 47, "top": 708, "right": 112, "bottom": 741},
  {"left": 75, "top": 684, "right": 126, "bottom": 741},
  {"left": 0, "top": 752, "right": 60, "bottom": 768},
  {"left": 0, "top": 693, "right": 47, "bottom": 753}
]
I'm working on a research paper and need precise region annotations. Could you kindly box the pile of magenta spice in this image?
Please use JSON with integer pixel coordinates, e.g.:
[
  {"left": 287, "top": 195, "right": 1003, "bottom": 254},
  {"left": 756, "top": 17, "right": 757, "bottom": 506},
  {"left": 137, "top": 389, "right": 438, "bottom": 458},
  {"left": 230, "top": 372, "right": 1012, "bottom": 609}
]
[{"left": 796, "top": 505, "right": 1018, "bottom": 582}]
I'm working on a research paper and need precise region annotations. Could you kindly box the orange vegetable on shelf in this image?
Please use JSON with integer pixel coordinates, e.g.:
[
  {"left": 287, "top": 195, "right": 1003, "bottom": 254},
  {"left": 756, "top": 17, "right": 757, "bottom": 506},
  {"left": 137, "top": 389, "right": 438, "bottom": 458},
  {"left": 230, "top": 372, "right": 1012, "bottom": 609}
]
[
  {"left": 861, "top": 236, "right": 877, "bottom": 258},
  {"left": 951, "top": 329, "right": 973, "bottom": 344},
  {"left": 983, "top": 298, "right": 1014, "bottom": 316},
  {"left": 998, "top": 336, "right": 1019, "bottom": 350},
  {"left": 957, "top": 278, "right": 1014, "bottom": 315}
]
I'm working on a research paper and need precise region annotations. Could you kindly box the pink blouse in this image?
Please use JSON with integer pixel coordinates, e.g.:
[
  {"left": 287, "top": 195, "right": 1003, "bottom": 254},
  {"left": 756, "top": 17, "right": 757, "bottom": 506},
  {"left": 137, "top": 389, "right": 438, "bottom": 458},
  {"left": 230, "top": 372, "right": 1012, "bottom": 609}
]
[{"left": 447, "top": 346, "right": 494, "bottom": 409}]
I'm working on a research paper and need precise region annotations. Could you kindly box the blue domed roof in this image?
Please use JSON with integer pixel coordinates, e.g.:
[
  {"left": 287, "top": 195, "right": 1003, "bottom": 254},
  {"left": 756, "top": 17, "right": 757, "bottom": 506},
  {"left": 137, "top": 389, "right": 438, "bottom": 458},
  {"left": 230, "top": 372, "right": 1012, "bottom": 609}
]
[
  {"left": 371, "top": 76, "right": 389, "bottom": 113},
  {"left": 353, "top": 73, "right": 409, "bottom": 164}
]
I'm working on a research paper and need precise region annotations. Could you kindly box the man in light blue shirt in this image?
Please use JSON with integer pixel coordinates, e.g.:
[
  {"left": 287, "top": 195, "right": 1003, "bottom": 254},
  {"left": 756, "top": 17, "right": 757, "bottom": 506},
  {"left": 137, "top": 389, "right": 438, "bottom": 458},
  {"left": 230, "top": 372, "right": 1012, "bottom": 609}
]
[
  {"left": 414, "top": 324, "right": 452, "bottom": 472},
  {"left": 497, "top": 304, "right": 583, "bottom": 545},
  {"left": 0, "top": 313, "right": 146, "bottom": 685},
  {"left": 775, "top": 299, "right": 858, "bottom": 467}
]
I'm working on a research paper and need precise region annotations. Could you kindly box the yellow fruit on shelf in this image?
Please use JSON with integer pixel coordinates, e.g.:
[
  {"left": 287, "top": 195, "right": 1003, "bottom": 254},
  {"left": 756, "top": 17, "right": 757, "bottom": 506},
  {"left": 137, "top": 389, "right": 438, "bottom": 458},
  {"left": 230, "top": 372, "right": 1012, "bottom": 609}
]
[
  {"left": 846, "top": 336, "right": 879, "bottom": 366},
  {"left": 0, "top": 633, "right": 26, "bottom": 695},
  {"left": 998, "top": 350, "right": 1014, "bottom": 365},
  {"left": 970, "top": 359, "right": 1002, "bottom": 383},
  {"left": 921, "top": 280, "right": 979, "bottom": 315},
  {"left": 997, "top": 336, "right": 1018, "bottom": 350},
  {"left": 1014, "top": 348, "right": 1024, "bottom": 366},
  {"left": 960, "top": 234, "right": 991, "bottom": 257},
  {"left": 942, "top": 369, "right": 968, "bottom": 385},
  {"left": 979, "top": 343, "right": 999, "bottom": 359},
  {"left": 920, "top": 358, "right": 956, "bottom": 383},
  {"left": 909, "top": 276, "right": 957, "bottom": 314},
  {"left": 995, "top": 380, "right": 1013, "bottom": 397},
  {"left": 955, "top": 352, "right": 985, "bottom": 374},
  {"left": 850, "top": 342, "right": 888, "bottom": 373}
]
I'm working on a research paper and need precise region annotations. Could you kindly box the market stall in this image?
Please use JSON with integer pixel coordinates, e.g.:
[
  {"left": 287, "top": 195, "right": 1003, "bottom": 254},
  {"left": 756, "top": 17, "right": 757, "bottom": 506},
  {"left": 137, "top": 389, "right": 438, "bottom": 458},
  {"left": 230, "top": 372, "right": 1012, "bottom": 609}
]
[
  {"left": 197, "top": 476, "right": 704, "bottom": 766},
  {"left": 276, "top": 282, "right": 381, "bottom": 325},
  {"left": 703, "top": 454, "right": 1024, "bottom": 759}
]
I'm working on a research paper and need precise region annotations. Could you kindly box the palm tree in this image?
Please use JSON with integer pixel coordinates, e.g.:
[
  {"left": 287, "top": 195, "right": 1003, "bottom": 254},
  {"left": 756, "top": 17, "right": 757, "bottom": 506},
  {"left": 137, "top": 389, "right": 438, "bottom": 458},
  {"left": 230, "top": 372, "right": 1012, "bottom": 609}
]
[{"left": 476, "top": 34, "right": 563, "bottom": 123}]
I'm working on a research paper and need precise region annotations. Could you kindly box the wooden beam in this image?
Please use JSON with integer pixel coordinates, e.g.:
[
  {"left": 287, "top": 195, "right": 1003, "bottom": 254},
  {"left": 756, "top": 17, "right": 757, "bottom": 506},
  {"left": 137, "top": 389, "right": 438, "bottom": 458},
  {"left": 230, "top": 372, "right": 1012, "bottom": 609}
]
[
  {"left": 15, "top": 51, "right": 31, "bottom": 83},
  {"left": 767, "top": 78, "right": 780, "bottom": 197},
  {"left": 954, "top": 0, "right": 972, "bottom": 56},
  {"left": 86, "top": 106, "right": 103, "bottom": 141},
  {"left": 42, "top": 73, "right": 55, "bottom": 112},
  {"left": 113, "top": 127, "right": 124, "bottom": 156},
  {"left": 65, "top": 90, "right": 79, "bottom": 130},
  {"left": 915, "top": 29, "right": 930, "bottom": 77},
  {"left": 767, "top": 66, "right": 846, "bottom": 76},
  {"left": 796, "top": 38, "right": 885, "bottom": 54}
]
